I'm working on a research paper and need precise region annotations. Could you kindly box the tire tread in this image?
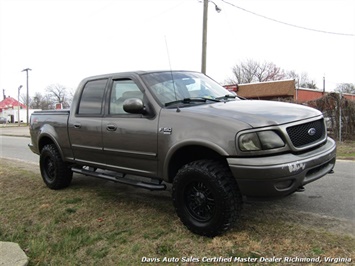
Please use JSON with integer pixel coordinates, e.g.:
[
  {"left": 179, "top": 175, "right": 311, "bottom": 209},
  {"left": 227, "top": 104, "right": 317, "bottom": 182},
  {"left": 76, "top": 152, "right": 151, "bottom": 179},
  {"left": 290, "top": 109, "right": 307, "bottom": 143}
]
[
  {"left": 40, "top": 144, "right": 72, "bottom": 190},
  {"left": 172, "top": 159, "right": 242, "bottom": 237}
]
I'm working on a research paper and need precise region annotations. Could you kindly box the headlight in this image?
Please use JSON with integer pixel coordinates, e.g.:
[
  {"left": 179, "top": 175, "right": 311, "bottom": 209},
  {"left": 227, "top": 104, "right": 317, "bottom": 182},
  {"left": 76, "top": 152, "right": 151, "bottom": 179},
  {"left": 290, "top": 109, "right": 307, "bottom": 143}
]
[
  {"left": 239, "top": 133, "right": 261, "bottom": 151},
  {"left": 239, "top": 131, "right": 285, "bottom": 151}
]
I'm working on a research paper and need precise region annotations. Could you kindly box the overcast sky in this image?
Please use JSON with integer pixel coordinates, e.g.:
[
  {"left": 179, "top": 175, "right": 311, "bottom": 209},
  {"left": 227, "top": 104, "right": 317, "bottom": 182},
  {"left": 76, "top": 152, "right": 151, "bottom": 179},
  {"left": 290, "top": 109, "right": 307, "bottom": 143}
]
[{"left": 1, "top": 0, "right": 354, "bottom": 99}]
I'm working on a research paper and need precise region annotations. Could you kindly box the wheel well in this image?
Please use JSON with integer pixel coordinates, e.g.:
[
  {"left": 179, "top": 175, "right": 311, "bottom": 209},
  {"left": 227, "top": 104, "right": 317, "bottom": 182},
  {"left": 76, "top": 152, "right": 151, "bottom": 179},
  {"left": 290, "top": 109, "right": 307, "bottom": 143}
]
[
  {"left": 168, "top": 145, "right": 226, "bottom": 183},
  {"left": 38, "top": 136, "right": 55, "bottom": 153}
]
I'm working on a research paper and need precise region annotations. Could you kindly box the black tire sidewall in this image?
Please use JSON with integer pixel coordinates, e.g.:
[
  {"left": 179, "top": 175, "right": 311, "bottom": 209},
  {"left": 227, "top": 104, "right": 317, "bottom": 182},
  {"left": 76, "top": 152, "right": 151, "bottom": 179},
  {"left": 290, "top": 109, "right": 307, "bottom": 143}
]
[
  {"left": 178, "top": 169, "right": 224, "bottom": 228},
  {"left": 172, "top": 160, "right": 240, "bottom": 237},
  {"left": 40, "top": 144, "right": 72, "bottom": 189}
]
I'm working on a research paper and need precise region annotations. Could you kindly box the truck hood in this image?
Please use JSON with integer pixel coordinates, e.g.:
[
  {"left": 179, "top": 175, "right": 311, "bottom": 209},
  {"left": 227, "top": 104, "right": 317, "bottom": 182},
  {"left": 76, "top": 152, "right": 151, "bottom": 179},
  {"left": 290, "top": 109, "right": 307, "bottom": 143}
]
[{"left": 188, "top": 100, "right": 322, "bottom": 128}]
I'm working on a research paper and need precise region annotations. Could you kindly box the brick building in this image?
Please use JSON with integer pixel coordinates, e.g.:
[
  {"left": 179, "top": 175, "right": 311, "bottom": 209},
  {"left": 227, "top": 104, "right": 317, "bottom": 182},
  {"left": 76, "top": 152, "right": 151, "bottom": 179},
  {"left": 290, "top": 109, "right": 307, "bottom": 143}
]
[{"left": 224, "top": 80, "right": 355, "bottom": 102}]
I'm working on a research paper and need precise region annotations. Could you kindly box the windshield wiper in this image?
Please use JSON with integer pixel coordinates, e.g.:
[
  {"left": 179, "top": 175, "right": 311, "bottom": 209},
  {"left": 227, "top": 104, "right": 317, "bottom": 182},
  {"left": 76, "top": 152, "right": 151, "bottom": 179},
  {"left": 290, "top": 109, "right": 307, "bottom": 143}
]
[
  {"left": 165, "top": 97, "right": 220, "bottom": 107},
  {"left": 216, "top": 94, "right": 237, "bottom": 100}
]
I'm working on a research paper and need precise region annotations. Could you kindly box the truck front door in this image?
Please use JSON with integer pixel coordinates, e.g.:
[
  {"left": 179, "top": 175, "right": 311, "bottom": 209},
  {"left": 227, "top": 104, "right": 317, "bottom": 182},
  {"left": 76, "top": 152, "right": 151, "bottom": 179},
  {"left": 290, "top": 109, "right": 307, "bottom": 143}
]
[{"left": 102, "top": 79, "right": 158, "bottom": 177}]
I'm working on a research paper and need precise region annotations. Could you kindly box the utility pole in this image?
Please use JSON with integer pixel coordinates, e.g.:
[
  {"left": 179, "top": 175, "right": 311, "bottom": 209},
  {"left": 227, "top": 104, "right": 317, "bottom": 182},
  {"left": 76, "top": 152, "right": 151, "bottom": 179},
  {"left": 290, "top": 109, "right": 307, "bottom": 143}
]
[
  {"left": 18, "top": 85, "right": 23, "bottom": 126},
  {"left": 201, "top": 0, "right": 209, "bottom": 74},
  {"left": 201, "top": 0, "right": 221, "bottom": 74},
  {"left": 339, "top": 92, "right": 342, "bottom": 142},
  {"left": 22, "top": 68, "right": 32, "bottom": 125}
]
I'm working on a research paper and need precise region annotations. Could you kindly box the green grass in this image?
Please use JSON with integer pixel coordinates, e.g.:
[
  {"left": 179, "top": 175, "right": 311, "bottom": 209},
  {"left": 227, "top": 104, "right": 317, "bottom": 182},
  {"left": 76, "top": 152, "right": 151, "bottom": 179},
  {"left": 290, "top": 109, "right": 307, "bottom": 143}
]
[
  {"left": 0, "top": 159, "right": 354, "bottom": 265},
  {"left": 337, "top": 141, "right": 355, "bottom": 160}
]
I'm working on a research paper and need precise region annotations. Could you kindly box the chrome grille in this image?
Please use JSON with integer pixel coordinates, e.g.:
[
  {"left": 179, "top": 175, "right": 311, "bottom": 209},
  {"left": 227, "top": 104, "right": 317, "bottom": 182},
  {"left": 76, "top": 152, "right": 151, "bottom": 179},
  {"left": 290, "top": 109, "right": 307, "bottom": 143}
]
[{"left": 286, "top": 119, "right": 325, "bottom": 148}]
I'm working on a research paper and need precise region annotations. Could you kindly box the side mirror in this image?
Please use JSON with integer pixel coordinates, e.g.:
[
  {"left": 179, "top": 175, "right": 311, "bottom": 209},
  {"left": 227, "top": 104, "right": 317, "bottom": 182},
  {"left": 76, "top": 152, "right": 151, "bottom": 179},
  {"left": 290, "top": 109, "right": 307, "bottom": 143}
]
[{"left": 123, "top": 98, "right": 145, "bottom": 114}]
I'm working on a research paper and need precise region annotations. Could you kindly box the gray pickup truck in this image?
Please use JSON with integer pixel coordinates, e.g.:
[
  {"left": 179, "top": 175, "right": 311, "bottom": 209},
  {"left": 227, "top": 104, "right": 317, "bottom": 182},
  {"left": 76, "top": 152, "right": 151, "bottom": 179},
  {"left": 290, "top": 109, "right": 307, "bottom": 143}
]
[{"left": 29, "top": 70, "right": 336, "bottom": 237}]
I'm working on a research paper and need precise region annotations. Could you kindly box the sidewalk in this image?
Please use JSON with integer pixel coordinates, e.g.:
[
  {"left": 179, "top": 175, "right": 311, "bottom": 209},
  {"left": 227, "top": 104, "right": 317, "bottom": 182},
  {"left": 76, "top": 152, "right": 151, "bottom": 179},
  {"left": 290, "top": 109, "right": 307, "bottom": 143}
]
[
  {"left": 0, "top": 125, "right": 30, "bottom": 265},
  {"left": 0, "top": 125, "right": 30, "bottom": 137}
]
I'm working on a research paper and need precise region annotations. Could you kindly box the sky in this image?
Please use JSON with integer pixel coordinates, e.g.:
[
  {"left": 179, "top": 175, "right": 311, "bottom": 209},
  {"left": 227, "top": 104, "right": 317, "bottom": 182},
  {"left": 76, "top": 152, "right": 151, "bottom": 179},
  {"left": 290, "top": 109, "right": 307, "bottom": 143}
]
[{"left": 0, "top": 0, "right": 354, "bottom": 100}]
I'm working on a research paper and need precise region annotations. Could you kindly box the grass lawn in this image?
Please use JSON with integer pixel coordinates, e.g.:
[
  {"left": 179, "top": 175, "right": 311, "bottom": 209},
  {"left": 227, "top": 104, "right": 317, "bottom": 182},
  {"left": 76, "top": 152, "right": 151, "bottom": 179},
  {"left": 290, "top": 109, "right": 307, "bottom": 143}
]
[
  {"left": 337, "top": 141, "right": 355, "bottom": 160},
  {"left": 0, "top": 159, "right": 354, "bottom": 265}
]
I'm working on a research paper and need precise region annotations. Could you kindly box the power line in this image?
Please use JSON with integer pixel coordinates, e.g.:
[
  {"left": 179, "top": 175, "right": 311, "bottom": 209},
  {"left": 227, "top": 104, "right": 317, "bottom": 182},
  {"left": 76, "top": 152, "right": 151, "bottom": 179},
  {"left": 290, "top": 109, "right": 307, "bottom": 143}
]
[{"left": 221, "top": 0, "right": 355, "bottom": 37}]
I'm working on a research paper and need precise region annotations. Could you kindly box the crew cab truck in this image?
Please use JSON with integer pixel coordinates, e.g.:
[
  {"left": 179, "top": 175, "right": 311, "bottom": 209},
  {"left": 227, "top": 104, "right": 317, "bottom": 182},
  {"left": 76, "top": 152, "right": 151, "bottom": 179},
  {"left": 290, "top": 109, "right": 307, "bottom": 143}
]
[{"left": 29, "top": 71, "right": 336, "bottom": 237}]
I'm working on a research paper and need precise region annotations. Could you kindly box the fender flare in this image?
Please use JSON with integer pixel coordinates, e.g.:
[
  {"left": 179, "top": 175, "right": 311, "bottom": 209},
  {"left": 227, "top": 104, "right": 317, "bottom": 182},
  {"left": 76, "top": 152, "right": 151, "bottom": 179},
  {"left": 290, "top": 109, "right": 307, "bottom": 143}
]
[
  {"left": 163, "top": 139, "right": 229, "bottom": 181},
  {"left": 37, "top": 124, "right": 65, "bottom": 160}
]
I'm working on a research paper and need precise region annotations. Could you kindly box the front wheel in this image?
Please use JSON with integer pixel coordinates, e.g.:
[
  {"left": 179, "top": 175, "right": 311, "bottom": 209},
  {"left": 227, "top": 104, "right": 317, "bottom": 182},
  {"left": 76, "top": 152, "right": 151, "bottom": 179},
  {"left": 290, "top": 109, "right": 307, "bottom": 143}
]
[
  {"left": 40, "top": 144, "right": 73, "bottom": 189},
  {"left": 172, "top": 160, "right": 242, "bottom": 237}
]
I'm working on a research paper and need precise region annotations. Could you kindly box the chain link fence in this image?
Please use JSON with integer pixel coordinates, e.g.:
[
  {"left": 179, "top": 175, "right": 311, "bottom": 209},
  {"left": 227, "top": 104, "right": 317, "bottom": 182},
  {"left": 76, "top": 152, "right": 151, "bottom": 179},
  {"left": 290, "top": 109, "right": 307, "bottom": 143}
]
[{"left": 305, "top": 93, "right": 355, "bottom": 141}]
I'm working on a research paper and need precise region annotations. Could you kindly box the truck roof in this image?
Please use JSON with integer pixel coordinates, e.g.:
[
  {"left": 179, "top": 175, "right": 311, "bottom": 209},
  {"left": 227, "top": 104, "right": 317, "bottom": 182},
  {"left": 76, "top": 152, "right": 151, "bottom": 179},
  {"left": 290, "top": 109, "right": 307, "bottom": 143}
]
[{"left": 82, "top": 70, "right": 196, "bottom": 81}]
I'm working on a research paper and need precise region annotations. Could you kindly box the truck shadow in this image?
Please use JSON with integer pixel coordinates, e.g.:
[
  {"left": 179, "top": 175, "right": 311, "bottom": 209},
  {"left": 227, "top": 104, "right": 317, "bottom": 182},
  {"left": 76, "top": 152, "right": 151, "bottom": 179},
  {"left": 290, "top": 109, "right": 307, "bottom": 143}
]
[{"left": 69, "top": 173, "right": 174, "bottom": 214}]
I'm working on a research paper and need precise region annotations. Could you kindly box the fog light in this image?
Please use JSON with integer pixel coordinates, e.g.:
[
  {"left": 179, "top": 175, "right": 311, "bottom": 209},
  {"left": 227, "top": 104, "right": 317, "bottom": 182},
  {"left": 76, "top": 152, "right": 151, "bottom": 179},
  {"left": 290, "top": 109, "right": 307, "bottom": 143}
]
[{"left": 275, "top": 180, "right": 293, "bottom": 190}]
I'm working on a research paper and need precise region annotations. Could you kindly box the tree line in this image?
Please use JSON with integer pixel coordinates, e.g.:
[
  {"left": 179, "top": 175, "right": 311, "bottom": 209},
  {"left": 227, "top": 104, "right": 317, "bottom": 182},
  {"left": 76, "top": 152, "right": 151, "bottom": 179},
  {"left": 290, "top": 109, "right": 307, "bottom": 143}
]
[
  {"left": 25, "top": 84, "right": 73, "bottom": 110},
  {"left": 225, "top": 59, "right": 354, "bottom": 93}
]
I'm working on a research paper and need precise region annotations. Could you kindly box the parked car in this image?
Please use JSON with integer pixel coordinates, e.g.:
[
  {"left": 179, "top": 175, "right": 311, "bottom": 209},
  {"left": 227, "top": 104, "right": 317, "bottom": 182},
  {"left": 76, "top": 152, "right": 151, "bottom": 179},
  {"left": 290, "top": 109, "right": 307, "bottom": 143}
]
[{"left": 0, "top": 117, "right": 7, "bottom": 124}]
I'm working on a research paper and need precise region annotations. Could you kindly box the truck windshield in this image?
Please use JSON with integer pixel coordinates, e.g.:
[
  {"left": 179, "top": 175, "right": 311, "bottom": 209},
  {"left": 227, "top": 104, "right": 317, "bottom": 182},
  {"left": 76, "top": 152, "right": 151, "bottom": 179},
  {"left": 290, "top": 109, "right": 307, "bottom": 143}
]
[{"left": 141, "top": 71, "right": 237, "bottom": 107}]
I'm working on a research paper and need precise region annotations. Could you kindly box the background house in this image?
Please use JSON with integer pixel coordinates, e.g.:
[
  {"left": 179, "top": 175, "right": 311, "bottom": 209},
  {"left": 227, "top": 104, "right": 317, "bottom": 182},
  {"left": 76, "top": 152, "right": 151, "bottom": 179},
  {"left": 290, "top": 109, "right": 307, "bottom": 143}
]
[{"left": 0, "top": 96, "right": 27, "bottom": 123}]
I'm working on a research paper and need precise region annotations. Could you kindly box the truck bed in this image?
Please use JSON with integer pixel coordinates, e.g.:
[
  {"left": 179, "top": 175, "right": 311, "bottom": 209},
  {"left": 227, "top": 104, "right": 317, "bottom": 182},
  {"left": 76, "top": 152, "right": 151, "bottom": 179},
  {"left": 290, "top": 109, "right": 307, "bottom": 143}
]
[{"left": 29, "top": 109, "right": 72, "bottom": 159}]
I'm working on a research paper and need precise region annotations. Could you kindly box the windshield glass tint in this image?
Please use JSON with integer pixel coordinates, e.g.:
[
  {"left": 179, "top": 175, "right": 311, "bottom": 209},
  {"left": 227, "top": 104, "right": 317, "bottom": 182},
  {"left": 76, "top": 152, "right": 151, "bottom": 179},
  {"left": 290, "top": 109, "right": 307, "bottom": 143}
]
[{"left": 141, "top": 71, "right": 236, "bottom": 106}]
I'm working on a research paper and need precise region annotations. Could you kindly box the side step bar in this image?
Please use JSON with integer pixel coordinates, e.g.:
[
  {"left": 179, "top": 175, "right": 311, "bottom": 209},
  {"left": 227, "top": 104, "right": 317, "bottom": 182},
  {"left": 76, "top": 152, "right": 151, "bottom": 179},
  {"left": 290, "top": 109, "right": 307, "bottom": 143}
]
[{"left": 71, "top": 167, "right": 166, "bottom": 191}]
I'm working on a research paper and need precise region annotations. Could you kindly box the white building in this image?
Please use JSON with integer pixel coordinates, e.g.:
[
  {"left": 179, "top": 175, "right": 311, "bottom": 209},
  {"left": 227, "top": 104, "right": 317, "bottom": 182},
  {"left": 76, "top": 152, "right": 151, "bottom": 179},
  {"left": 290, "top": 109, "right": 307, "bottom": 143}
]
[{"left": 0, "top": 96, "right": 40, "bottom": 123}]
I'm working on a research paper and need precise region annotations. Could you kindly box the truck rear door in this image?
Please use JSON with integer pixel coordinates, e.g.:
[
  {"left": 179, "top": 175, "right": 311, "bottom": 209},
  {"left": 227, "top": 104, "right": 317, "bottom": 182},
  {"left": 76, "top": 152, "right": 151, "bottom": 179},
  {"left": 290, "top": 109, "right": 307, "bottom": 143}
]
[{"left": 68, "top": 78, "right": 108, "bottom": 166}]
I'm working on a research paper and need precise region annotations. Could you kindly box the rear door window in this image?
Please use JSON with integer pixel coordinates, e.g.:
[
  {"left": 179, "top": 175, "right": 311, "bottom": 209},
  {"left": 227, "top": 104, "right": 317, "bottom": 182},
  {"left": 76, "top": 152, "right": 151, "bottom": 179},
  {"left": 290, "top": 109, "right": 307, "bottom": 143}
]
[{"left": 78, "top": 79, "right": 108, "bottom": 115}]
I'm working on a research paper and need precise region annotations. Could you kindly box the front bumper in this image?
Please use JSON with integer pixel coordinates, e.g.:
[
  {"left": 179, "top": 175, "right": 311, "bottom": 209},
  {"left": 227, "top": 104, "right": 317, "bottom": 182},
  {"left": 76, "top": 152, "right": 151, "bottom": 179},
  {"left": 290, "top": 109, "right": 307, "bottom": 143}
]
[{"left": 227, "top": 137, "right": 336, "bottom": 197}]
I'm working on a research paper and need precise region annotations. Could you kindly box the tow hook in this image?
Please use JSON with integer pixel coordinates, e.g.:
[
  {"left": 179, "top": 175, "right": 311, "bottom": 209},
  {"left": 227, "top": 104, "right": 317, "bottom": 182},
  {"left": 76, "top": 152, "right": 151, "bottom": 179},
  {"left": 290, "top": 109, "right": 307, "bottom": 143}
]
[
  {"left": 328, "top": 169, "right": 334, "bottom": 174},
  {"left": 296, "top": 186, "right": 305, "bottom": 192}
]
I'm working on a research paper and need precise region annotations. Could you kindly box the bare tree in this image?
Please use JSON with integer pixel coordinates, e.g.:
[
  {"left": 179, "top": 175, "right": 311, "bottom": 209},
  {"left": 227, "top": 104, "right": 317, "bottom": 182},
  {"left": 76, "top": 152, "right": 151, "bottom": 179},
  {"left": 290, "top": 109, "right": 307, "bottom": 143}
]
[
  {"left": 256, "top": 61, "right": 285, "bottom": 82},
  {"left": 228, "top": 59, "right": 319, "bottom": 89},
  {"left": 45, "top": 84, "right": 72, "bottom": 108},
  {"left": 21, "top": 92, "right": 52, "bottom": 110},
  {"left": 285, "top": 70, "right": 317, "bottom": 89},
  {"left": 30, "top": 92, "right": 52, "bottom": 110},
  {"left": 335, "top": 83, "right": 355, "bottom": 94},
  {"left": 230, "top": 59, "right": 285, "bottom": 84},
  {"left": 231, "top": 59, "right": 258, "bottom": 83}
]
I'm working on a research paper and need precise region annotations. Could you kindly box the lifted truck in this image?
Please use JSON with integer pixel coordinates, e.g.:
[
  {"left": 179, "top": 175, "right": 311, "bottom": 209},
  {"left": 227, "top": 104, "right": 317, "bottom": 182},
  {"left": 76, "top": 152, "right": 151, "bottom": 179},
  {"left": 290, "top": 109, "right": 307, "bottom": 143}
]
[{"left": 29, "top": 70, "right": 336, "bottom": 237}]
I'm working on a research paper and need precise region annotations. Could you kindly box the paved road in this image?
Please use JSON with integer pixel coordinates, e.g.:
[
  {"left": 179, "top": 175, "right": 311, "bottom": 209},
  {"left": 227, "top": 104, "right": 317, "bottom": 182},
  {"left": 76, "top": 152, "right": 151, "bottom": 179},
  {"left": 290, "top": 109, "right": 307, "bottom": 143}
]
[
  {"left": 246, "top": 161, "right": 355, "bottom": 221},
  {"left": 0, "top": 135, "right": 354, "bottom": 221},
  {"left": 0, "top": 135, "right": 39, "bottom": 164}
]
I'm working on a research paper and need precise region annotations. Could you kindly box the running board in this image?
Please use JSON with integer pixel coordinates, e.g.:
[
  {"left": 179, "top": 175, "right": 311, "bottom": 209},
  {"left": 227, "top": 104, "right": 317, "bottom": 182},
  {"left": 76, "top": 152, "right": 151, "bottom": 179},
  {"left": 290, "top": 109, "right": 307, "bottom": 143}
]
[{"left": 71, "top": 167, "right": 166, "bottom": 191}]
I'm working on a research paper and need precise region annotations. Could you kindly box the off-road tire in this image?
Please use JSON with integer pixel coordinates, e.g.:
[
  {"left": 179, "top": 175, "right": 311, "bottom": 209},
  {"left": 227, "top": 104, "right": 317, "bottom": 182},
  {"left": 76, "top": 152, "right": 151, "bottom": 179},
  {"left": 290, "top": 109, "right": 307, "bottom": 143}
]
[
  {"left": 40, "top": 144, "right": 73, "bottom": 189},
  {"left": 172, "top": 160, "right": 242, "bottom": 237}
]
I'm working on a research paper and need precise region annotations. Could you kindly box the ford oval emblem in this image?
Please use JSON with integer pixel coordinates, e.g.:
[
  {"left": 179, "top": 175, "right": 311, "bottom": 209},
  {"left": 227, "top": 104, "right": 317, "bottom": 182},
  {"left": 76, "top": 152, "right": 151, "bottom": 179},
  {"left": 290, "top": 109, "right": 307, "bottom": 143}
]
[{"left": 308, "top": 128, "right": 316, "bottom": 136}]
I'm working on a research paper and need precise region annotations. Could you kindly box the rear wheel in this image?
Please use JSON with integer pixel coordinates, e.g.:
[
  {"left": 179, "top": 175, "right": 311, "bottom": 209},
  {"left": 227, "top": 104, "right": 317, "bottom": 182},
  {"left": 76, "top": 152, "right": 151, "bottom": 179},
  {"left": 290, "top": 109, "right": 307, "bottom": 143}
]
[
  {"left": 40, "top": 144, "right": 72, "bottom": 189},
  {"left": 172, "top": 160, "right": 242, "bottom": 237}
]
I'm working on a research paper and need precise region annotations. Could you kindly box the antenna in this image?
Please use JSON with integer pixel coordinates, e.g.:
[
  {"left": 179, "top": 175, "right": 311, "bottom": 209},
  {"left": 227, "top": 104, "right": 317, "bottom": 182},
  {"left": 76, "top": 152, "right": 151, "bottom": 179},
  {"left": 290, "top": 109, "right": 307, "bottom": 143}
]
[
  {"left": 164, "top": 35, "right": 173, "bottom": 73},
  {"left": 164, "top": 36, "right": 180, "bottom": 112}
]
